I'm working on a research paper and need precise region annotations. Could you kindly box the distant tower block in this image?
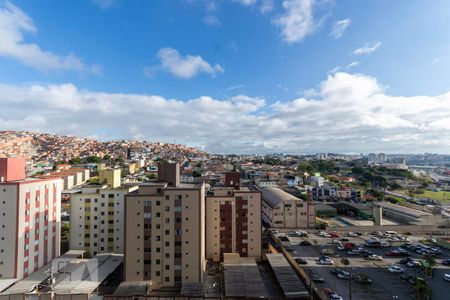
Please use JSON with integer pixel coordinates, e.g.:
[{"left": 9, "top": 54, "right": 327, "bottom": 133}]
[{"left": 373, "top": 205, "right": 383, "bottom": 226}]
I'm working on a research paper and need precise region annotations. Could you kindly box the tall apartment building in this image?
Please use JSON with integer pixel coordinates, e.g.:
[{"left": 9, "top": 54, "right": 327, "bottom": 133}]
[
  {"left": 70, "top": 169, "right": 138, "bottom": 256},
  {"left": 124, "top": 163, "right": 206, "bottom": 290},
  {"left": 0, "top": 158, "right": 61, "bottom": 279},
  {"left": 205, "top": 184, "right": 262, "bottom": 262}
]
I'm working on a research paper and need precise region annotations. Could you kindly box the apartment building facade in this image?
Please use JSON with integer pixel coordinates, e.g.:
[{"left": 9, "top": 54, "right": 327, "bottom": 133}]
[
  {"left": 205, "top": 186, "right": 262, "bottom": 262},
  {"left": 70, "top": 183, "right": 138, "bottom": 256},
  {"left": 124, "top": 163, "right": 206, "bottom": 289},
  {"left": 0, "top": 158, "right": 61, "bottom": 279}
]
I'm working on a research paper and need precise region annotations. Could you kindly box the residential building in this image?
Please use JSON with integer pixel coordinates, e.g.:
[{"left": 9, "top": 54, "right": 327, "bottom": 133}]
[
  {"left": 99, "top": 168, "right": 122, "bottom": 188},
  {"left": 0, "top": 158, "right": 61, "bottom": 279},
  {"left": 124, "top": 162, "right": 206, "bottom": 290},
  {"left": 205, "top": 183, "right": 262, "bottom": 262},
  {"left": 260, "top": 187, "right": 315, "bottom": 228},
  {"left": 69, "top": 179, "right": 138, "bottom": 256}
]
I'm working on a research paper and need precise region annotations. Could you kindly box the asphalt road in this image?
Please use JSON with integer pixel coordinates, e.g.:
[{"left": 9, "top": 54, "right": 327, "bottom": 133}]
[{"left": 278, "top": 231, "right": 450, "bottom": 300}]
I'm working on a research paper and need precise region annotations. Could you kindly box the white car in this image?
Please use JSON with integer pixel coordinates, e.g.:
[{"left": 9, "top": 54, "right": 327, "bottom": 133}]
[
  {"left": 329, "top": 294, "right": 344, "bottom": 300},
  {"left": 444, "top": 274, "right": 450, "bottom": 282},
  {"left": 369, "top": 255, "right": 383, "bottom": 261},
  {"left": 319, "top": 258, "right": 334, "bottom": 265},
  {"left": 407, "top": 260, "right": 421, "bottom": 268},
  {"left": 348, "top": 232, "right": 358, "bottom": 237},
  {"left": 348, "top": 250, "right": 359, "bottom": 255},
  {"left": 388, "top": 265, "right": 404, "bottom": 273},
  {"left": 337, "top": 245, "right": 345, "bottom": 251}
]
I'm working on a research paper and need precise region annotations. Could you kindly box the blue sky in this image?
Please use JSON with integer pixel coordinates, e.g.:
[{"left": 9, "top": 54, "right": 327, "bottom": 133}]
[{"left": 1, "top": 0, "right": 450, "bottom": 154}]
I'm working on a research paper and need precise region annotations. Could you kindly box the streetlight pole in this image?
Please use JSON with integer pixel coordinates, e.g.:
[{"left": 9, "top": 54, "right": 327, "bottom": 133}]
[{"left": 308, "top": 269, "right": 313, "bottom": 300}]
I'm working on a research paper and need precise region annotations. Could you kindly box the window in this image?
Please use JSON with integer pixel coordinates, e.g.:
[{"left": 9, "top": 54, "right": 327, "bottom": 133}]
[
  {"left": 156, "top": 259, "right": 160, "bottom": 264},
  {"left": 156, "top": 201, "right": 160, "bottom": 206},
  {"left": 165, "top": 206, "right": 170, "bottom": 212}
]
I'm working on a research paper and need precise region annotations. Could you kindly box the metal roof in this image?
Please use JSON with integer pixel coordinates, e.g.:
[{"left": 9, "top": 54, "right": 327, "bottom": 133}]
[
  {"left": 53, "top": 254, "right": 123, "bottom": 295},
  {"left": 1, "top": 250, "right": 85, "bottom": 295},
  {"left": 266, "top": 254, "right": 309, "bottom": 299},
  {"left": 376, "top": 201, "right": 432, "bottom": 218},
  {"left": 223, "top": 253, "right": 268, "bottom": 299},
  {"left": 260, "top": 187, "right": 301, "bottom": 208}
]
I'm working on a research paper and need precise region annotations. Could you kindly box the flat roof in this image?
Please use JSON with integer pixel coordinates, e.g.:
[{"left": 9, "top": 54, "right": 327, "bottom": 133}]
[
  {"left": 266, "top": 254, "right": 309, "bottom": 299},
  {"left": 113, "top": 281, "right": 148, "bottom": 296},
  {"left": 1, "top": 250, "right": 85, "bottom": 295},
  {"left": 0, "top": 280, "right": 17, "bottom": 293},
  {"left": 53, "top": 254, "right": 123, "bottom": 295},
  {"left": 223, "top": 253, "right": 268, "bottom": 299},
  {"left": 376, "top": 201, "right": 432, "bottom": 218}
]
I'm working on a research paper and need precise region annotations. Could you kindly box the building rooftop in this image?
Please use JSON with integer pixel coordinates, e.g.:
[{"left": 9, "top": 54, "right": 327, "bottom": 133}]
[
  {"left": 1, "top": 250, "right": 86, "bottom": 295},
  {"left": 266, "top": 254, "right": 309, "bottom": 299},
  {"left": 223, "top": 253, "right": 268, "bottom": 299},
  {"left": 376, "top": 201, "right": 433, "bottom": 218},
  {"left": 260, "top": 187, "right": 302, "bottom": 208}
]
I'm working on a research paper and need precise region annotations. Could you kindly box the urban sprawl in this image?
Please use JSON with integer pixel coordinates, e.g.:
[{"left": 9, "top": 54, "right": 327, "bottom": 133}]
[{"left": 1, "top": 130, "right": 450, "bottom": 300}]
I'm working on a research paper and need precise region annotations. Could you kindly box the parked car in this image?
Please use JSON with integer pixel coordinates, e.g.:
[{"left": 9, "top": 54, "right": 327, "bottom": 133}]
[
  {"left": 355, "top": 275, "right": 372, "bottom": 284},
  {"left": 406, "top": 260, "right": 421, "bottom": 268},
  {"left": 337, "top": 272, "right": 352, "bottom": 280},
  {"left": 400, "top": 273, "right": 414, "bottom": 281},
  {"left": 388, "top": 265, "right": 404, "bottom": 273},
  {"left": 299, "top": 240, "right": 312, "bottom": 246},
  {"left": 368, "top": 255, "right": 383, "bottom": 261},
  {"left": 399, "top": 257, "right": 414, "bottom": 265},
  {"left": 330, "top": 268, "right": 344, "bottom": 275},
  {"left": 329, "top": 293, "right": 344, "bottom": 300},
  {"left": 319, "top": 258, "right": 334, "bottom": 265},
  {"left": 323, "top": 288, "right": 334, "bottom": 296},
  {"left": 295, "top": 257, "right": 308, "bottom": 265},
  {"left": 347, "top": 250, "right": 359, "bottom": 255},
  {"left": 444, "top": 274, "right": 450, "bottom": 282},
  {"left": 348, "top": 232, "right": 358, "bottom": 237},
  {"left": 442, "top": 259, "right": 450, "bottom": 266},
  {"left": 311, "top": 274, "right": 325, "bottom": 283}
]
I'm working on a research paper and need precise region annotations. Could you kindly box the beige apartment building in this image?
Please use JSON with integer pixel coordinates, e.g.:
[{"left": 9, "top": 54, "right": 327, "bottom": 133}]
[
  {"left": 70, "top": 182, "right": 138, "bottom": 256},
  {"left": 0, "top": 158, "right": 61, "bottom": 280},
  {"left": 205, "top": 185, "right": 262, "bottom": 262},
  {"left": 124, "top": 163, "right": 206, "bottom": 290},
  {"left": 261, "top": 187, "right": 316, "bottom": 228}
]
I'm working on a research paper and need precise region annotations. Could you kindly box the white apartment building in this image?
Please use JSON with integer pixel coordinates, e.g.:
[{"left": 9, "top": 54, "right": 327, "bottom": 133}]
[{"left": 0, "top": 158, "right": 61, "bottom": 280}]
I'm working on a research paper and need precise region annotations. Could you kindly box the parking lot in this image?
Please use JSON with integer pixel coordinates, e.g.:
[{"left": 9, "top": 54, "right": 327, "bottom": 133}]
[{"left": 274, "top": 230, "right": 450, "bottom": 300}]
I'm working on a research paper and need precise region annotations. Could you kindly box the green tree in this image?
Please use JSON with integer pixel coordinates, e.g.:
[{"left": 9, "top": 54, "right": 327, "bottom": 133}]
[{"left": 69, "top": 157, "right": 81, "bottom": 165}]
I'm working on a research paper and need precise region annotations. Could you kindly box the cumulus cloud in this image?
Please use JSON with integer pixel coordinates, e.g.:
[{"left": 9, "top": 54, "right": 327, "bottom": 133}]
[
  {"left": 0, "top": 1, "right": 99, "bottom": 73},
  {"left": 274, "top": 0, "right": 316, "bottom": 43},
  {"left": 330, "top": 18, "right": 351, "bottom": 39},
  {"left": 149, "top": 47, "right": 224, "bottom": 79},
  {"left": 2, "top": 72, "right": 450, "bottom": 153},
  {"left": 352, "top": 41, "right": 382, "bottom": 55}
]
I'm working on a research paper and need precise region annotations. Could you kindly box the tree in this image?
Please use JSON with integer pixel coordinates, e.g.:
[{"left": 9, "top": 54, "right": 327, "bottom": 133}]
[
  {"left": 147, "top": 173, "right": 157, "bottom": 180},
  {"left": 341, "top": 258, "right": 350, "bottom": 267},
  {"left": 103, "top": 154, "right": 111, "bottom": 161},
  {"left": 69, "top": 157, "right": 81, "bottom": 165},
  {"left": 86, "top": 156, "right": 102, "bottom": 164}
]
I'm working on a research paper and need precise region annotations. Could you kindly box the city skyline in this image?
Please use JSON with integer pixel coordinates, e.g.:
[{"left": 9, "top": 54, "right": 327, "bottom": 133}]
[{"left": 1, "top": 1, "right": 450, "bottom": 153}]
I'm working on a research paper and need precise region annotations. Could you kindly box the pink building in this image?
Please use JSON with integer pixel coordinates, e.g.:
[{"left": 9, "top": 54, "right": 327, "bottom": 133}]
[{"left": 0, "top": 158, "right": 62, "bottom": 279}]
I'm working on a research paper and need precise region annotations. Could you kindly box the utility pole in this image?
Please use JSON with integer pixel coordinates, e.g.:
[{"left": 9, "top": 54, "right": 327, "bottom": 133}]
[
  {"left": 309, "top": 269, "right": 313, "bottom": 300},
  {"left": 349, "top": 279, "right": 352, "bottom": 300}
]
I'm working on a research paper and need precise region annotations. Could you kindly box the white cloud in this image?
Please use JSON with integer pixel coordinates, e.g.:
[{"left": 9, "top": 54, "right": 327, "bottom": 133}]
[
  {"left": 352, "top": 41, "right": 382, "bottom": 55},
  {"left": 151, "top": 47, "right": 224, "bottom": 79},
  {"left": 233, "top": 0, "right": 258, "bottom": 6},
  {"left": 330, "top": 18, "right": 351, "bottom": 39},
  {"left": 203, "top": 15, "right": 220, "bottom": 26},
  {"left": 274, "top": 0, "right": 315, "bottom": 43},
  {"left": 2, "top": 72, "right": 450, "bottom": 153},
  {"left": 346, "top": 61, "right": 359, "bottom": 69},
  {"left": 328, "top": 66, "right": 341, "bottom": 74},
  {"left": 260, "top": 0, "right": 274, "bottom": 13},
  {"left": 92, "top": 0, "right": 117, "bottom": 10},
  {"left": 0, "top": 1, "right": 99, "bottom": 73}
]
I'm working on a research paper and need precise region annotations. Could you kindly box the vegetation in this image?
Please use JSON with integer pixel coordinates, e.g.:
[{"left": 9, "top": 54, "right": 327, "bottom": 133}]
[
  {"left": 296, "top": 160, "right": 339, "bottom": 174},
  {"left": 340, "top": 258, "right": 350, "bottom": 267},
  {"left": 61, "top": 223, "right": 70, "bottom": 240},
  {"left": 147, "top": 173, "right": 157, "bottom": 180},
  {"left": 394, "top": 189, "right": 450, "bottom": 202}
]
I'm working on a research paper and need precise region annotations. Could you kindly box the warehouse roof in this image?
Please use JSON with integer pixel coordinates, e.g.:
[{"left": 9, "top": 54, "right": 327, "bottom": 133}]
[{"left": 260, "top": 187, "right": 301, "bottom": 208}]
